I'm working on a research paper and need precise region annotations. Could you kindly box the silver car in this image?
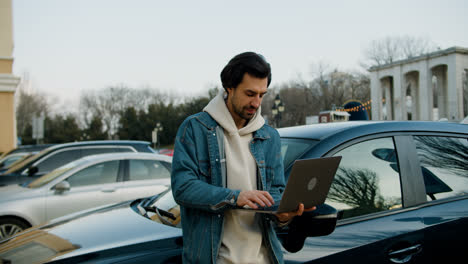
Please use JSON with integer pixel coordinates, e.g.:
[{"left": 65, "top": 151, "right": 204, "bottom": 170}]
[{"left": 0, "top": 152, "right": 172, "bottom": 239}]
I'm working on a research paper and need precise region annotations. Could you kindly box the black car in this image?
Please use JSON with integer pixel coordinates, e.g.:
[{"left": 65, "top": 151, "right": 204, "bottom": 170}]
[
  {"left": 0, "top": 121, "right": 466, "bottom": 263},
  {"left": 0, "top": 140, "right": 155, "bottom": 186}
]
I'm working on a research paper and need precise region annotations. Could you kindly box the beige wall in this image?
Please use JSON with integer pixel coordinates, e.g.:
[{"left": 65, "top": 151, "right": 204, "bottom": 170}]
[
  {"left": 0, "top": 0, "right": 18, "bottom": 154},
  {"left": 0, "top": 0, "right": 14, "bottom": 57},
  {"left": 0, "top": 92, "right": 16, "bottom": 154},
  {"left": 0, "top": 57, "right": 13, "bottom": 73}
]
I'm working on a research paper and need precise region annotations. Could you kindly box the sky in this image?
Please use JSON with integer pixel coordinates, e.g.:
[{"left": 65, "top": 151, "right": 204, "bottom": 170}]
[{"left": 11, "top": 0, "right": 468, "bottom": 111}]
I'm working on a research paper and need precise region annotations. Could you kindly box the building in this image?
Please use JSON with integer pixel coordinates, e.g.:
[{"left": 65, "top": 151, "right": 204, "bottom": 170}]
[
  {"left": 0, "top": 0, "right": 21, "bottom": 154},
  {"left": 318, "top": 110, "right": 350, "bottom": 123},
  {"left": 369, "top": 47, "right": 468, "bottom": 121}
]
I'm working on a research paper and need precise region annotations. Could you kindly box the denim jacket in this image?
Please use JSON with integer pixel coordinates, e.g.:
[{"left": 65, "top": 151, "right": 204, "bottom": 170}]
[{"left": 171, "top": 112, "right": 286, "bottom": 263}]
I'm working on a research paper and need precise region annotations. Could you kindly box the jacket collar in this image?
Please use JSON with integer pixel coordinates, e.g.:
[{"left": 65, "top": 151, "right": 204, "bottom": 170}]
[{"left": 195, "top": 112, "right": 271, "bottom": 140}]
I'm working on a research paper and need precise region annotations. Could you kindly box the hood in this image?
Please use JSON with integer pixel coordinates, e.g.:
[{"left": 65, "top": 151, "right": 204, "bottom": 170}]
[
  {"left": 203, "top": 90, "right": 264, "bottom": 136},
  {"left": 0, "top": 200, "right": 182, "bottom": 263},
  {"left": 0, "top": 184, "right": 35, "bottom": 202}
]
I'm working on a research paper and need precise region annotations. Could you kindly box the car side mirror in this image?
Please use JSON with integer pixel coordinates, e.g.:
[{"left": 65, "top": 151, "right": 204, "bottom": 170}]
[
  {"left": 279, "top": 203, "right": 338, "bottom": 253},
  {"left": 28, "top": 166, "right": 38, "bottom": 176},
  {"left": 54, "top": 181, "right": 70, "bottom": 193}
]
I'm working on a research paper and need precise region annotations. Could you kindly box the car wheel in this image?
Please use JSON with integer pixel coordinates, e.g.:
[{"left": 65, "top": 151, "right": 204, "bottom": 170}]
[{"left": 0, "top": 217, "right": 30, "bottom": 240}]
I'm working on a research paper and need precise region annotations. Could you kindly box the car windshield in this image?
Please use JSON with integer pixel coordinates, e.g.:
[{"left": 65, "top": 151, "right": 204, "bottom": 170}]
[
  {"left": 137, "top": 190, "right": 180, "bottom": 228},
  {"left": 26, "top": 159, "right": 82, "bottom": 188},
  {"left": 280, "top": 138, "right": 318, "bottom": 169},
  {"left": 3, "top": 148, "right": 53, "bottom": 174},
  {"left": 2, "top": 154, "right": 34, "bottom": 169}
]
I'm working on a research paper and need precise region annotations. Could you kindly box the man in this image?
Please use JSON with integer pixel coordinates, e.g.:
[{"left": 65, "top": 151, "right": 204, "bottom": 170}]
[{"left": 171, "top": 52, "right": 312, "bottom": 263}]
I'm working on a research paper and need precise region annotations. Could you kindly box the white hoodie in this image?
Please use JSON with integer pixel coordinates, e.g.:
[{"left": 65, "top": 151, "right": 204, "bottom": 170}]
[{"left": 204, "top": 91, "right": 270, "bottom": 264}]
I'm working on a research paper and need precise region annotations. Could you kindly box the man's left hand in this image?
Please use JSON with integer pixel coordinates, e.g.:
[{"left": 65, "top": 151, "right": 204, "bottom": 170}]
[{"left": 275, "top": 203, "right": 316, "bottom": 223}]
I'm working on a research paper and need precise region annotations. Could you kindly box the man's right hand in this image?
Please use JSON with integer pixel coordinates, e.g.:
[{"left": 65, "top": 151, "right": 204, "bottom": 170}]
[{"left": 237, "top": 190, "right": 274, "bottom": 209}]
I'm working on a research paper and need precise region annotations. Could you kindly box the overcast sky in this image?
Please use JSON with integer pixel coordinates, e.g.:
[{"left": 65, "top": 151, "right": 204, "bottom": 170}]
[{"left": 12, "top": 0, "right": 468, "bottom": 110}]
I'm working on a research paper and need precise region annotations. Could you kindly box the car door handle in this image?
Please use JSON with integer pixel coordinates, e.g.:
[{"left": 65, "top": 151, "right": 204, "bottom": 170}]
[
  {"left": 101, "top": 187, "right": 116, "bottom": 193},
  {"left": 388, "top": 244, "right": 422, "bottom": 263}
]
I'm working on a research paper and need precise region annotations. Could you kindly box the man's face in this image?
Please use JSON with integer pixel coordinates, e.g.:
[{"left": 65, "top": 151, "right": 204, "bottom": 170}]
[{"left": 226, "top": 73, "right": 268, "bottom": 128}]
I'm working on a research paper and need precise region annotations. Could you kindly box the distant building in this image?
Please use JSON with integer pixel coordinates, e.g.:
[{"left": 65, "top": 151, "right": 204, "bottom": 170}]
[
  {"left": 369, "top": 47, "right": 468, "bottom": 121},
  {"left": 319, "top": 110, "right": 350, "bottom": 123},
  {"left": 0, "top": 0, "right": 21, "bottom": 154}
]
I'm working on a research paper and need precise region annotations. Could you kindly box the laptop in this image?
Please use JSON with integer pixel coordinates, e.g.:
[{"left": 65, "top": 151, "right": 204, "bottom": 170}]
[{"left": 241, "top": 156, "right": 342, "bottom": 214}]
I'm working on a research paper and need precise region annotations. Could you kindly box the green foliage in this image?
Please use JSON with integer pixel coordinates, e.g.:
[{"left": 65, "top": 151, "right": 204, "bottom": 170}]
[
  {"left": 44, "top": 114, "right": 81, "bottom": 143},
  {"left": 82, "top": 115, "right": 107, "bottom": 140}
]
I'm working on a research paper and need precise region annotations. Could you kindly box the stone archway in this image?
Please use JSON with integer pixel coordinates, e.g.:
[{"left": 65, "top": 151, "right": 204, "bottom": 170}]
[{"left": 369, "top": 47, "right": 468, "bottom": 121}]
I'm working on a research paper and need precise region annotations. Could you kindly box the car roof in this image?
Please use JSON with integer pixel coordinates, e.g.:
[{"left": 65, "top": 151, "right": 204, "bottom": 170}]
[
  {"left": 278, "top": 121, "right": 468, "bottom": 141},
  {"left": 79, "top": 152, "right": 172, "bottom": 164},
  {"left": 42, "top": 140, "right": 151, "bottom": 152}
]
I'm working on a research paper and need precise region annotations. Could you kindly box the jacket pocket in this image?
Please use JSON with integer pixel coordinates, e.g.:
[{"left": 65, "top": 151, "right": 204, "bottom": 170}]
[{"left": 198, "top": 160, "right": 211, "bottom": 182}]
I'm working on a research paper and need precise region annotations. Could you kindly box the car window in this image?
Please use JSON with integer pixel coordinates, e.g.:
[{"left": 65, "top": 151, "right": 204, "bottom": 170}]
[
  {"left": 128, "top": 159, "right": 170, "bottom": 181},
  {"left": 328, "top": 137, "right": 402, "bottom": 220},
  {"left": 66, "top": 160, "right": 120, "bottom": 187},
  {"left": 35, "top": 149, "right": 81, "bottom": 174},
  {"left": 413, "top": 136, "right": 468, "bottom": 201},
  {"left": 280, "top": 138, "right": 318, "bottom": 169},
  {"left": 4, "top": 148, "right": 52, "bottom": 174},
  {"left": 115, "top": 147, "right": 135, "bottom": 152}
]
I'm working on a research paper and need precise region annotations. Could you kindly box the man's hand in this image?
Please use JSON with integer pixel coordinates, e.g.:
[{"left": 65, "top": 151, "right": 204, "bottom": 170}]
[
  {"left": 237, "top": 190, "right": 274, "bottom": 209},
  {"left": 275, "top": 203, "right": 316, "bottom": 223}
]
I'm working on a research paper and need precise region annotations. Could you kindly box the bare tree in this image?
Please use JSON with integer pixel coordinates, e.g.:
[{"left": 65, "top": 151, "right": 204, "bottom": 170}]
[
  {"left": 79, "top": 85, "right": 168, "bottom": 139},
  {"left": 363, "top": 35, "right": 437, "bottom": 67},
  {"left": 414, "top": 136, "right": 468, "bottom": 175},
  {"left": 15, "top": 81, "right": 50, "bottom": 139},
  {"left": 328, "top": 167, "right": 401, "bottom": 219}
]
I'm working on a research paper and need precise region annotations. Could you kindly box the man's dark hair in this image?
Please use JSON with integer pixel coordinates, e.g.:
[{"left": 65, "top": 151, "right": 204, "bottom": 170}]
[{"left": 220, "top": 52, "right": 272, "bottom": 91}]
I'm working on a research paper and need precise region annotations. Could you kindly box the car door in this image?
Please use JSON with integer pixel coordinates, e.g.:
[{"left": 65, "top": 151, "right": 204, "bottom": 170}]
[
  {"left": 410, "top": 134, "right": 468, "bottom": 262},
  {"left": 45, "top": 160, "right": 125, "bottom": 221},
  {"left": 119, "top": 159, "right": 171, "bottom": 201},
  {"left": 284, "top": 136, "right": 428, "bottom": 263}
]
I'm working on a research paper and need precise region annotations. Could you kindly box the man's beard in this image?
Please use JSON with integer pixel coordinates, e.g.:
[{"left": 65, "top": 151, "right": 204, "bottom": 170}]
[{"left": 235, "top": 105, "right": 257, "bottom": 121}]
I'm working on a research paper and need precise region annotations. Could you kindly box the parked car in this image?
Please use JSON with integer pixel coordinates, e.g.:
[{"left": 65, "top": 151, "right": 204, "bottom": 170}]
[
  {"left": 0, "top": 144, "right": 55, "bottom": 158},
  {"left": 0, "top": 140, "right": 155, "bottom": 186},
  {"left": 158, "top": 148, "right": 174, "bottom": 156},
  {"left": 0, "top": 152, "right": 171, "bottom": 240},
  {"left": 0, "top": 189, "right": 336, "bottom": 264},
  {"left": 0, "top": 121, "right": 466, "bottom": 263},
  {"left": 0, "top": 152, "right": 34, "bottom": 171},
  {"left": 0, "top": 144, "right": 54, "bottom": 173}
]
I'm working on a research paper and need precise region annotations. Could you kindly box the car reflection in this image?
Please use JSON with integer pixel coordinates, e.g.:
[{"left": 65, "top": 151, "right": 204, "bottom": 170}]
[
  {"left": 0, "top": 230, "right": 80, "bottom": 264},
  {"left": 0, "top": 190, "right": 180, "bottom": 264}
]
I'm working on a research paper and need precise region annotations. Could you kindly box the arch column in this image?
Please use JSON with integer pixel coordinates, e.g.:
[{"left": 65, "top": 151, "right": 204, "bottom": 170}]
[
  {"left": 370, "top": 72, "right": 381, "bottom": 120},
  {"left": 392, "top": 66, "right": 404, "bottom": 120},
  {"left": 418, "top": 62, "right": 431, "bottom": 120}
]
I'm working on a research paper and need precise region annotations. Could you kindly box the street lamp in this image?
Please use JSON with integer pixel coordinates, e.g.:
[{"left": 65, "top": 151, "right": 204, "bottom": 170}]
[
  {"left": 271, "top": 94, "right": 285, "bottom": 128},
  {"left": 152, "top": 122, "right": 163, "bottom": 149}
]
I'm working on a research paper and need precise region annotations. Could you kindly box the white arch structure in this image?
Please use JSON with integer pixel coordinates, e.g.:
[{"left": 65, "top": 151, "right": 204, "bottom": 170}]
[{"left": 369, "top": 47, "right": 468, "bottom": 121}]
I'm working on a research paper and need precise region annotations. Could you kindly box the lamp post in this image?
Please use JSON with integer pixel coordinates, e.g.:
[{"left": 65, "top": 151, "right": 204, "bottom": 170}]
[
  {"left": 271, "top": 94, "right": 285, "bottom": 128},
  {"left": 152, "top": 122, "right": 163, "bottom": 150}
]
